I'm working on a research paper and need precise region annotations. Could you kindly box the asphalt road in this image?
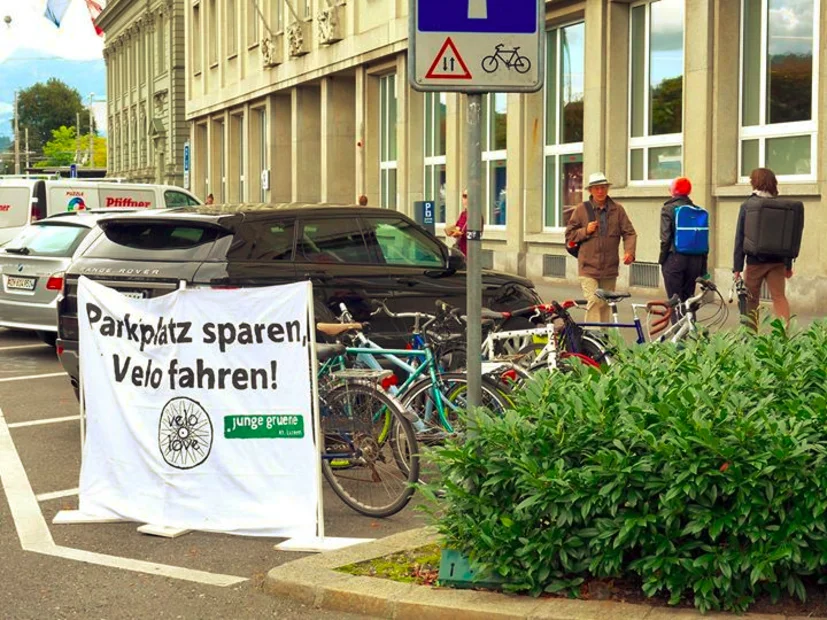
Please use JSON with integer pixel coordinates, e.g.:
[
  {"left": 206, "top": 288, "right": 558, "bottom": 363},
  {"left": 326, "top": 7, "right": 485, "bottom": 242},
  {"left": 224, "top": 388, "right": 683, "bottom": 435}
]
[{"left": 0, "top": 327, "right": 425, "bottom": 619}]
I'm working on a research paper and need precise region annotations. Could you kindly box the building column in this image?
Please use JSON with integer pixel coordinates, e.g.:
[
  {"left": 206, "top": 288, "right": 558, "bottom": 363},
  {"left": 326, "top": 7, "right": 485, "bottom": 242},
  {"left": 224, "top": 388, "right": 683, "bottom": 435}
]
[
  {"left": 522, "top": 89, "right": 545, "bottom": 236},
  {"left": 583, "top": 0, "right": 610, "bottom": 180},
  {"left": 600, "top": 2, "right": 628, "bottom": 187},
  {"left": 407, "top": 87, "right": 425, "bottom": 207},
  {"left": 271, "top": 94, "right": 292, "bottom": 202},
  {"left": 292, "top": 85, "right": 321, "bottom": 203},
  {"left": 320, "top": 76, "right": 356, "bottom": 203},
  {"left": 502, "top": 93, "right": 528, "bottom": 274},
  {"left": 355, "top": 67, "right": 367, "bottom": 199},
  {"left": 364, "top": 72, "right": 380, "bottom": 207},
  {"left": 395, "top": 54, "right": 410, "bottom": 216},
  {"left": 684, "top": 0, "right": 715, "bottom": 257}
]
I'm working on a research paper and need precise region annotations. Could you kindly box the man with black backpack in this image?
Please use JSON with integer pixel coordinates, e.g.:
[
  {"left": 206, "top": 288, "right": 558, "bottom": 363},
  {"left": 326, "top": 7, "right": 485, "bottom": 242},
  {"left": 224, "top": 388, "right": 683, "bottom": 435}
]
[
  {"left": 659, "top": 177, "right": 709, "bottom": 303},
  {"left": 733, "top": 168, "right": 803, "bottom": 324},
  {"left": 565, "top": 173, "right": 637, "bottom": 323}
]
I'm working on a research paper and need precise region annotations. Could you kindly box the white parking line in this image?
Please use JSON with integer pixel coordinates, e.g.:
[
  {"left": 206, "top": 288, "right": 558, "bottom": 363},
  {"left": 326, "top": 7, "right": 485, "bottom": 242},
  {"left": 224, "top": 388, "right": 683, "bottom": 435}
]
[
  {"left": 36, "top": 488, "right": 79, "bottom": 502},
  {"left": 0, "top": 344, "right": 49, "bottom": 352},
  {"left": 0, "top": 407, "right": 247, "bottom": 587},
  {"left": 0, "top": 372, "right": 67, "bottom": 383},
  {"left": 8, "top": 415, "right": 80, "bottom": 429}
]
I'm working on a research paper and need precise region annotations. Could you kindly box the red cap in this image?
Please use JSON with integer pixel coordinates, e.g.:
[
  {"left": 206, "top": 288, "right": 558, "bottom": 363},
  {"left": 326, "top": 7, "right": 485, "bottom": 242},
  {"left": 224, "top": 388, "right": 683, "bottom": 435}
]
[{"left": 670, "top": 177, "right": 692, "bottom": 196}]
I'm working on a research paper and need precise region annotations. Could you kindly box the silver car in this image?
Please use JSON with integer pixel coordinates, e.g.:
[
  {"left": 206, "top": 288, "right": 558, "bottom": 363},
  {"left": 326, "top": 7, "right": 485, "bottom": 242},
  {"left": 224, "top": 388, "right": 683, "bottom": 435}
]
[{"left": 0, "top": 213, "right": 115, "bottom": 345}]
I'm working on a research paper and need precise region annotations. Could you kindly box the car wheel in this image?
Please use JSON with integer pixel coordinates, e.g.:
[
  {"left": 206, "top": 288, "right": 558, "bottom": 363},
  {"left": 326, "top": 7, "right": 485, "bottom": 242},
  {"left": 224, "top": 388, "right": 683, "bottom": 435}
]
[{"left": 36, "top": 331, "right": 57, "bottom": 347}]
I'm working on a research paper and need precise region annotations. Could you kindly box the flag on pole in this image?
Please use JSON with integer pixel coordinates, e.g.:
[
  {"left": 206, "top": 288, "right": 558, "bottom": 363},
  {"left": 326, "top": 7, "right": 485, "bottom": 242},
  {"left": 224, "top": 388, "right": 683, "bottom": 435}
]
[
  {"left": 44, "top": 0, "right": 73, "bottom": 28},
  {"left": 85, "top": 0, "right": 105, "bottom": 36}
]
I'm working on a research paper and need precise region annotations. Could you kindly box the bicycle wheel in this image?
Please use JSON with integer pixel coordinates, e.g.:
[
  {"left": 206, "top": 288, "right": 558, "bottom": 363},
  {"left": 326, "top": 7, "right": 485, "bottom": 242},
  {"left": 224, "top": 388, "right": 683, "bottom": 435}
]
[
  {"left": 320, "top": 379, "right": 420, "bottom": 518},
  {"left": 481, "top": 55, "right": 499, "bottom": 73},
  {"left": 580, "top": 334, "right": 614, "bottom": 366},
  {"left": 402, "top": 372, "right": 510, "bottom": 435},
  {"left": 514, "top": 55, "right": 531, "bottom": 73}
]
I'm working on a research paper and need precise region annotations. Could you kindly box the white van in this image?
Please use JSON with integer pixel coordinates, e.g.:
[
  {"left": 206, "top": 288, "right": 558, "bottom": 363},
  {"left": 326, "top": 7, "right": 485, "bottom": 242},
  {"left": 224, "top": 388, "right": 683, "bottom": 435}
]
[{"left": 0, "top": 179, "right": 201, "bottom": 245}]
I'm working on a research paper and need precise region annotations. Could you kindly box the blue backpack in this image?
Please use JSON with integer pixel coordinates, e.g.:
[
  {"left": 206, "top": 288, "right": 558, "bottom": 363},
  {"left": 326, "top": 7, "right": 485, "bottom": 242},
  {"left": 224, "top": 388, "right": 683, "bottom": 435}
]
[{"left": 674, "top": 204, "right": 709, "bottom": 255}]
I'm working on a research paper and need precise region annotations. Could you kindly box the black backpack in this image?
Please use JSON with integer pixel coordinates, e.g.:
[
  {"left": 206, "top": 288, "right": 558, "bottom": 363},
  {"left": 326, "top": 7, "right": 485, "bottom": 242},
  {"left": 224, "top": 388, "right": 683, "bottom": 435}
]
[
  {"left": 743, "top": 197, "right": 804, "bottom": 259},
  {"left": 566, "top": 202, "right": 596, "bottom": 258}
]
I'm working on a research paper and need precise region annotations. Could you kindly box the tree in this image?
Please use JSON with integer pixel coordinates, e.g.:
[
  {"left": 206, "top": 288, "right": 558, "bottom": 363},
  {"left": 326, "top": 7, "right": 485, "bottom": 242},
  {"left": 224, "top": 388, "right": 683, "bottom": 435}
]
[
  {"left": 651, "top": 76, "right": 683, "bottom": 136},
  {"left": 16, "top": 79, "right": 91, "bottom": 154},
  {"left": 37, "top": 125, "right": 107, "bottom": 168}
]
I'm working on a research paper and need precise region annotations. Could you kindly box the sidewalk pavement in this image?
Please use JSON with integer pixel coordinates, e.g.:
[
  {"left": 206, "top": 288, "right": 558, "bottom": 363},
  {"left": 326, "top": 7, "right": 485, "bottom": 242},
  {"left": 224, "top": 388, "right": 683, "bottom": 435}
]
[
  {"left": 530, "top": 278, "right": 821, "bottom": 334},
  {"left": 264, "top": 527, "right": 824, "bottom": 620}
]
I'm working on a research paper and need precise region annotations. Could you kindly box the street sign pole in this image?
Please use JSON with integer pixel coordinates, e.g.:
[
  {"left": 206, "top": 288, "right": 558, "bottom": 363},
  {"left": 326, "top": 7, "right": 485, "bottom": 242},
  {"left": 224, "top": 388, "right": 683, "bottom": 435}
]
[
  {"left": 465, "top": 93, "right": 483, "bottom": 408},
  {"left": 409, "top": 0, "right": 543, "bottom": 411}
]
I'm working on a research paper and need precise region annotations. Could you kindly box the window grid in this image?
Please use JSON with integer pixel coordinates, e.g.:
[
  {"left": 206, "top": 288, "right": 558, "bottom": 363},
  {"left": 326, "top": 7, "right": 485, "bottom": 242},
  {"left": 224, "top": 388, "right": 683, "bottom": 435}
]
[
  {"left": 424, "top": 92, "right": 447, "bottom": 224},
  {"left": 192, "top": 3, "right": 202, "bottom": 74},
  {"left": 543, "top": 22, "right": 584, "bottom": 230},
  {"left": 737, "top": 0, "right": 819, "bottom": 181},
  {"left": 379, "top": 74, "right": 398, "bottom": 209},
  {"left": 248, "top": 0, "right": 261, "bottom": 45},
  {"left": 208, "top": 0, "right": 218, "bottom": 66},
  {"left": 227, "top": 0, "right": 238, "bottom": 57},
  {"left": 482, "top": 93, "right": 507, "bottom": 227},
  {"left": 627, "top": 0, "right": 684, "bottom": 184}
]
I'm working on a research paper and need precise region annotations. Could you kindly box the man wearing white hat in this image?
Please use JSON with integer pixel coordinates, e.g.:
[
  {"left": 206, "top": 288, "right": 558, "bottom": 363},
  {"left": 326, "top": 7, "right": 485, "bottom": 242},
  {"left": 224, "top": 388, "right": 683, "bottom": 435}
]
[{"left": 565, "top": 172, "right": 637, "bottom": 323}]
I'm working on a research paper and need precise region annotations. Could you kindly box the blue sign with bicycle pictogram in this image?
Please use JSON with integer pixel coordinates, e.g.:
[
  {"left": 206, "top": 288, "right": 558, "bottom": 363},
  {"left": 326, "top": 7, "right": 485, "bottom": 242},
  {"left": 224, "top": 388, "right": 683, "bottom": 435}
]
[{"left": 409, "top": 0, "right": 543, "bottom": 93}]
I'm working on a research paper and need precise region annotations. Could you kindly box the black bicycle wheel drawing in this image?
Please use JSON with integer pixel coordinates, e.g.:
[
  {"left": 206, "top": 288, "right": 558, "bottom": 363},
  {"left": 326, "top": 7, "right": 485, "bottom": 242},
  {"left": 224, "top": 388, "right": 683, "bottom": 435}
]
[
  {"left": 514, "top": 55, "right": 531, "bottom": 74},
  {"left": 481, "top": 55, "right": 499, "bottom": 73},
  {"left": 158, "top": 397, "right": 214, "bottom": 469}
]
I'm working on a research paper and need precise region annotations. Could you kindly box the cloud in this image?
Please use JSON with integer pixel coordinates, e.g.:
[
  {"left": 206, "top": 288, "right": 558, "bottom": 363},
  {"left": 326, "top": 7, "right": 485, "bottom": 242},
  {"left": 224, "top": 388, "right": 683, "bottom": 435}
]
[{"left": 0, "top": 0, "right": 103, "bottom": 63}]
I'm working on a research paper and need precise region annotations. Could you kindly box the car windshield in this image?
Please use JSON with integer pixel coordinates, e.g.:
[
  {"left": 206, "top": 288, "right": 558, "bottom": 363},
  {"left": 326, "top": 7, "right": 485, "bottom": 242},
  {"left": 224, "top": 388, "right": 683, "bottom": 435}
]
[
  {"left": 3, "top": 223, "right": 91, "bottom": 257},
  {"left": 362, "top": 216, "right": 445, "bottom": 268}
]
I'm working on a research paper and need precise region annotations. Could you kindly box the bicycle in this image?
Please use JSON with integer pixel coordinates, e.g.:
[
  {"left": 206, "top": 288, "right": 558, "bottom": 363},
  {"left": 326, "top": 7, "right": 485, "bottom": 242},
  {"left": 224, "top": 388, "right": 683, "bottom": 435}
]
[
  {"left": 314, "top": 340, "right": 420, "bottom": 518},
  {"left": 481, "top": 44, "right": 531, "bottom": 74},
  {"left": 333, "top": 303, "right": 512, "bottom": 437},
  {"left": 579, "top": 278, "right": 727, "bottom": 359}
]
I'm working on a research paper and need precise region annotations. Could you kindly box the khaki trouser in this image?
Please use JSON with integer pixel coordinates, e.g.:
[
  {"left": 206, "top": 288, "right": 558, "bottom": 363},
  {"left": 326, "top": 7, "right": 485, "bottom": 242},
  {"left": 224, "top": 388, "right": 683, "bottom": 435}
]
[{"left": 579, "top": 277, "right": 618, "bottom": 324}]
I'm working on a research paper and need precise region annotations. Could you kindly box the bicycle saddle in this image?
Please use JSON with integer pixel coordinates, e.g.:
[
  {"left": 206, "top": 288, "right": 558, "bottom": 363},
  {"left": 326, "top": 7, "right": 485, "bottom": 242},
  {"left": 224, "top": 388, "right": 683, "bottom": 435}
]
[
  {"left": 316, "top": 343, "right": 346, "bottom": 362},
  {"left": 595, "top": 289, "right": 631, "bottom": 302}
]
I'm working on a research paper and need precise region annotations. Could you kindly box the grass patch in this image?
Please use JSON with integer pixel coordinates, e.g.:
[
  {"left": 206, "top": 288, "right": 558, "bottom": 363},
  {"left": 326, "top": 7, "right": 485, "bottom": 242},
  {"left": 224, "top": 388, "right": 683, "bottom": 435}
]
[{"left": 336, "top": 544, "right": 441, "bottom": 586}]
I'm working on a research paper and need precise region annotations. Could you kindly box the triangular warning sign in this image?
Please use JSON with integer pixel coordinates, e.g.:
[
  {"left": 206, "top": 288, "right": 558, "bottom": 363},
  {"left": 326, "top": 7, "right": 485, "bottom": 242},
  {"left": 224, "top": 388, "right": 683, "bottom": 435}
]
[{"left": 425, "top": 37, "right": 472, "bottom": 80}]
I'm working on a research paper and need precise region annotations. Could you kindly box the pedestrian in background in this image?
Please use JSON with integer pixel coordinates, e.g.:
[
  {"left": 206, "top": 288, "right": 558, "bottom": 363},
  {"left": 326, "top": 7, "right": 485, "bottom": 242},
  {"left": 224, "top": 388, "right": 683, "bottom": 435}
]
[
  {"left": 445, "top": 189, "right": 471, "bottom": 256},
  {"left": 733, "top": 167, "right": 793, "bottom": 323},
  {"left": 357, "top": 195, "right": 368, "bottom": 206},
  {"left": 205, "top": 193, "right": 214, "bottom": 205},
  {"left": 659, "top": 177, "right": 709, "bottom": 303},
  {"left": 565, "top": 173, "right": 637, "bottom": 323}
]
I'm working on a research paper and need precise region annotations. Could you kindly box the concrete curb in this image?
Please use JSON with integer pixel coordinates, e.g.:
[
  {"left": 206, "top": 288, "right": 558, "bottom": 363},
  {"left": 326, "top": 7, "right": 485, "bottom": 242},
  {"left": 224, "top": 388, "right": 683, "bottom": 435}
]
[{"left": 264, "top": 527, "right": 823, "bottom": 620}]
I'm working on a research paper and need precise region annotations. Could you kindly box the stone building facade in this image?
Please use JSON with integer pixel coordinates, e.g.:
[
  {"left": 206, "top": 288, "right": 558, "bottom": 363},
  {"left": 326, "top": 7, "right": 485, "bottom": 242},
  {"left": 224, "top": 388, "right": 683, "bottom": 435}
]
[
  {"left": 177, "top": 0, "right": 826, "bottom": 311},
  {"left": 99, "top": 0, "right": 188, "bottom": 186}
]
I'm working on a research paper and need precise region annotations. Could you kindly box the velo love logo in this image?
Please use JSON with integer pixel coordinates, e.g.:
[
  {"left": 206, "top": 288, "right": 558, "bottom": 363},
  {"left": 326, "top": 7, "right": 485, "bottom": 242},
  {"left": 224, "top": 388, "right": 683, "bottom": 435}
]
[{"left": 158, "top": 397, "right": 214, "bottom": 469}]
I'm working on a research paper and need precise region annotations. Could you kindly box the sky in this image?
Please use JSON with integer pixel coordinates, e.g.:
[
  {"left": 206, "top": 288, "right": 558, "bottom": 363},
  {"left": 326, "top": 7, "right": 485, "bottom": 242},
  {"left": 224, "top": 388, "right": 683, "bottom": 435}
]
[{"left": 0, "top": 0, "right": 107, "bottom": 139}]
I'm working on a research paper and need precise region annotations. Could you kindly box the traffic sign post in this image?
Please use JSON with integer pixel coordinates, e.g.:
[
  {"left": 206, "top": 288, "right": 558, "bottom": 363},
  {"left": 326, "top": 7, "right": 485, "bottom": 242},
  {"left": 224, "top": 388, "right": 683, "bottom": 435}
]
[
  {"left": 409, "top": 0, "right": 543, "bottom": 93},
  {"left": 409, "top": 0, "right": 544, "bottom": 409},
  {"left": 183, "top": 142, "right": 191, "bottom": 190}
]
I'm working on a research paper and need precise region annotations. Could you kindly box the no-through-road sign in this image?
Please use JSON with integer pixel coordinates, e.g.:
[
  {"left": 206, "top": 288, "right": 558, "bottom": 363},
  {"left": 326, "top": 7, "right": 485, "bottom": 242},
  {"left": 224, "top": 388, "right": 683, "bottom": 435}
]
[{"left": 409, "top": 0, "right": 543, "bottom": 92}]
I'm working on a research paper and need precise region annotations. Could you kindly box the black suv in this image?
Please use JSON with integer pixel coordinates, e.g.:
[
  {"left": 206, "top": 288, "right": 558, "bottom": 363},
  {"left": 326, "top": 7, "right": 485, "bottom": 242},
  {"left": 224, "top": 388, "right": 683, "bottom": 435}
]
[{"left": 56, "top": 204, "right": 541, "bottom": 393}]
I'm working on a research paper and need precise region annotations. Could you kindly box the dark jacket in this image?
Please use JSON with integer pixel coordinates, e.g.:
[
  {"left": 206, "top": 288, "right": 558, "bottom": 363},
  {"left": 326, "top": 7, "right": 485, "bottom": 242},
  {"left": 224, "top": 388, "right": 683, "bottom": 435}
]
[
  {"left": 733, "top": 194, "right": 793, "bottom": 272},
  {"left": 659, "top": 194, "right": 708, "bottom": 274},
  {"left": 565, "top": 198, "right": 637, "bottom": 279}
]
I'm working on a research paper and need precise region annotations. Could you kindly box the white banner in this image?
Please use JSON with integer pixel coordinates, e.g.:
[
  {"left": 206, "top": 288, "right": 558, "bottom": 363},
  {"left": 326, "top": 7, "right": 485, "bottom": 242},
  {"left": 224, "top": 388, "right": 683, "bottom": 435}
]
[{"left": 77, "top": 278, "right": 318, "bottom": 537}]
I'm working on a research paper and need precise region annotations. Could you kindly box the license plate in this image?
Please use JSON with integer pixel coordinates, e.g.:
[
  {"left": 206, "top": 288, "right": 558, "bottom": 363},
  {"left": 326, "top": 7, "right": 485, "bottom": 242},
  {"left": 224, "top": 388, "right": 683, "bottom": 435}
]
[
  {"left": 6, "top": 276, "right": 36, "bottom": 291},
  {"left": 121, "top": 290, "right": 146, "bottom": 300}
]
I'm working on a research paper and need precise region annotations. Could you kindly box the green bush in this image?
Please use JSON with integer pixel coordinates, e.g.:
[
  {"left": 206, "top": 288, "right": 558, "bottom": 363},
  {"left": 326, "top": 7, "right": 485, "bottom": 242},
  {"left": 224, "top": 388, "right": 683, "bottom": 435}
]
[{"left": 425, "top": 321, "right": 827, "bottom": 612}]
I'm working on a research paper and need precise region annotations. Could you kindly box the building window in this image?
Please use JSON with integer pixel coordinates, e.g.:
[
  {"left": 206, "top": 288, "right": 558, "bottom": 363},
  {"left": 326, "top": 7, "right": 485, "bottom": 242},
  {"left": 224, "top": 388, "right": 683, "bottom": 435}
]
[
  {"left": 482, "top": 93, "right": 507, "bottom": 226},
  {"left": 304, "top": 0, "right": 312, "bottom": 19},
  {"left": 544, "top": 21, "right": 584, "bottom": 229},
  {"left": 139, "top": 32, "right": 145, "bottom": 85},
  {"left": 258, "top": 108, "right": 268, "bottom": 201},
  {"left": 629, "top": 0, "right": 684, "bottom": 182},
  {"left": 248, "top": 0, "right": 261, "bottom": 45},
  {"left": 740, "top": 0, "right": 818, "bottom": 179},
  {"left": 230, "top": 114, "right": 245, "bottom": 202},
  {"left": 379, "top": 74, "right": 398, "bottom": 209},
  {"left": 192, "top": 3, "right": 202, "bottom": 74},
  {"left": 157, "top": 12, "right": 166, "bottom": 74},
  {"left": 275, "top": 0, "right": 284, "bottom": 32},
  {"left": 208, "top": 0, "right": 218, "bottom": 66},
  {"left": 227, "top": 0, "right": 238, "bottom": 56},
  {"left": 424, "top": 92, "right": 447, "bottom": 224}
]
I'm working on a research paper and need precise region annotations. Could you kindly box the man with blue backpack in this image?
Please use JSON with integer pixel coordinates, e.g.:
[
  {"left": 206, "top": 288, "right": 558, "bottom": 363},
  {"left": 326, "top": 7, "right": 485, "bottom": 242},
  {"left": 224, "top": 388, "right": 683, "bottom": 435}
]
[{"left": 658, "top": 177, "right": 709, "bottom": 304}]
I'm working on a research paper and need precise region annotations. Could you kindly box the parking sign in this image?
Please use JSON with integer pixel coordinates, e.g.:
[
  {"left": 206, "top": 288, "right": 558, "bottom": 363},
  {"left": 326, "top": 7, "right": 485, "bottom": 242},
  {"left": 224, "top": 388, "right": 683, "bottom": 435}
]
[{"left": 409, "top": 0, "right": 543, "bottom": 92}]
